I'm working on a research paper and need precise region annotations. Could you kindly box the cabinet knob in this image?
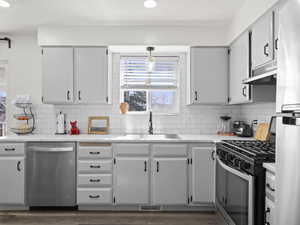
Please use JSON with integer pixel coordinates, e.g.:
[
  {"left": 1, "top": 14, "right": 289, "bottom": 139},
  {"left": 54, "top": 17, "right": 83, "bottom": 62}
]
[
  {"left": 242, "top": 86, "right": 247, "bottom": 97},
  {"left": 78, "top": 91, "right": 82, "bottom": 101},
  {"left": 67, "top": 90, "right": 71, "bottom": 101},
  {"left": 194, "top": 91, "right": 198, "bottom": 101}
]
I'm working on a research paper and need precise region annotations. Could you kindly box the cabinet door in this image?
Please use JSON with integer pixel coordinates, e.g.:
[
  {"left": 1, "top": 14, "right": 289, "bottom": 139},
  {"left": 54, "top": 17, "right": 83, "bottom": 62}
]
[
  {"left": 252, "top": 12, "right": 274, "bottom": 68},
  {"left": 265, "top": 198, "right": 276, "bottom": 225},
  {"left": 229, "top": 32, "right": 251, "bottom": 104},
  {"left": 274, "top": 10, "right": 279, "bottom": 61},
  {"left": 152, "top": 158, "right": 187, "bottom": 205},
  {"left": 190, "top": 47, "right": 228, "bottom": 104},
  {"left": 114, "top": 157, "right": 149, "bottom": 204},
  {"left": 0, "top": 157, "right": 24, "bottom": 204},
  {"left": 190, "top": 147, "right": 215, "bottom": 203},
  {"left": 42, "top": 47, "right": 74, "bottom": 104},
  {"left": 75, "top": 47, "right": 108, "bottom": 104}
]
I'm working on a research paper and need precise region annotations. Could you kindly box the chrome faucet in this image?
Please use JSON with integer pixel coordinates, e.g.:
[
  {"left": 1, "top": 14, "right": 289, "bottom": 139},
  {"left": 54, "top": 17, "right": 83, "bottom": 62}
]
[{"left": 149, "top": 111, "right": 154, "bottom": 135}]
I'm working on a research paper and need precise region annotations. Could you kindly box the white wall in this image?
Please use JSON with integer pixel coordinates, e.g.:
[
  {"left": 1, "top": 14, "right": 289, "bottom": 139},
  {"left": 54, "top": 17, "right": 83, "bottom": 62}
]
[
  {"left": 227, "top": 0, "right": 280, "bottom": 44},
  {"left": 38, "top": 25, "right": 229, "bottom": 46}
]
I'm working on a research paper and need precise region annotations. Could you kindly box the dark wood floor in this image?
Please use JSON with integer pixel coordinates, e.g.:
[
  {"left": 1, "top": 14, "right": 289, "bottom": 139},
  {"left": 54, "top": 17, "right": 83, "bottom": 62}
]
[{"left": 0, "top": 211, "right": 226, "bottom": 225}]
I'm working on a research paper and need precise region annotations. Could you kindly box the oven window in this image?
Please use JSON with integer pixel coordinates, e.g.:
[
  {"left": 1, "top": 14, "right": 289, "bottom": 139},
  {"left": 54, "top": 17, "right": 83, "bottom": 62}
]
[{"left": 226, "top": 170, "right": 249, "bottom": 225}]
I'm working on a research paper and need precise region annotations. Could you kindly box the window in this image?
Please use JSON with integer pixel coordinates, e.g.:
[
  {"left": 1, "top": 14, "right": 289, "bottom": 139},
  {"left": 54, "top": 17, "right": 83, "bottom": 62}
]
[{"left": 120, "top": 56, "right": 179, "bottom": 114}]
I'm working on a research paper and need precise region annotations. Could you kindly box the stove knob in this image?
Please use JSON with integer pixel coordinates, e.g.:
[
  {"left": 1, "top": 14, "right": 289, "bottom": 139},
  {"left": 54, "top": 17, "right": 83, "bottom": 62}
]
[
  {"left": 234, "top": 158, "right": 241, "bottom": 167},
  {"left": 242, "top": 162, "right": 251, "bottom": 170}
]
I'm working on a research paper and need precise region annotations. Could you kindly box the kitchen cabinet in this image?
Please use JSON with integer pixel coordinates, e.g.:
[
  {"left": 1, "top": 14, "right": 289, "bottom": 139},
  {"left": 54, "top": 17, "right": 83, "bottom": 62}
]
[
  {"left": 189, "top": 47, "right": 228, "bottom": 104},
  {"left": 251, "top": 11, "right": 274, "bottom": 69},
  {"left": 74, "top": 47, "right": 108, "bottom": 104},
  {"left": 114, "top": 157, "right": 150, "bottom": 205},
  {"left": 189, "top": 146, "right": 215, "bottom": 204},
  {"left": 42, "top": 47, "right": 109, "bottom": 104},
  {"left": 0, "top": 157, "right": 24, "bottom": 204},
  {"left": 42, "top": 47, "right": 74, "bottom": 104},
  {"left": 274, "top": 9, "right": 279, "bottom": 61},
  {"left": 229, "top": 32, "right": 251, "bottom": 104},
  {"left": 152, "top": 158, "right": 188, "bottom": 205}
]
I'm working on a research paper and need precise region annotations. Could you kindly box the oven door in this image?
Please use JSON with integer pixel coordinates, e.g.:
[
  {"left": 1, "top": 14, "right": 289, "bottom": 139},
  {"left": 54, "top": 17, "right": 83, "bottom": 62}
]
[{"left": 216, "top": 157, "right": 254, "bottom": 225}]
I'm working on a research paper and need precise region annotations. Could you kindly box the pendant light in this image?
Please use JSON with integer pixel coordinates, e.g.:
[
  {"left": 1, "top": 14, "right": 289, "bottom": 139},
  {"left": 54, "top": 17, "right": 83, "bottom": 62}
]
[
  {"left": 146, "top": 46, "right": 155, "bottom": 72},
  {"left": 144, "top": 0, "right": 157, "bottom": 8},
  {"left": 0, "top": 0, "right": 10, "bottom": 8}
]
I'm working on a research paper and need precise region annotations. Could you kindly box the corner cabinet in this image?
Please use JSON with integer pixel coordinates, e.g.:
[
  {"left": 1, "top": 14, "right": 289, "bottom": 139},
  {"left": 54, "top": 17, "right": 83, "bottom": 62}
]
[
  {"left": 229, "top": 32, "right": 251, "bottom": 104},
  {"left": 42, "top": 47, "right": 109, "bottom": 104},
  {"left": 189, "top": 47, "right": 228, "bottom": 105}
]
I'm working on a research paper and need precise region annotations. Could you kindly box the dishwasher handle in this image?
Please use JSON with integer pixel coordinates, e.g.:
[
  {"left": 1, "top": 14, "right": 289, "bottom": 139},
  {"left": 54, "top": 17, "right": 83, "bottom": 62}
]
[{"left": 29, "top": 146, "right": 74, "bottom": 152}]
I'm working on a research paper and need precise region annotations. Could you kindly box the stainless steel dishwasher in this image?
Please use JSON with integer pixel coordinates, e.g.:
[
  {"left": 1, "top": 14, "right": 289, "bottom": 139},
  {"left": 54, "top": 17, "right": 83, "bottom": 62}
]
[{"left": 26, "top": 142, "right": 76, "bottom": 207}]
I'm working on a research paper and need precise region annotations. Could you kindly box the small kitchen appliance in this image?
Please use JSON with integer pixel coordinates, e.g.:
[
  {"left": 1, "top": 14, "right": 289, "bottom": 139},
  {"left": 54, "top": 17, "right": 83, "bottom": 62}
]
[{"left": 235, "top": 123, "right": 253, "bottom": 137}]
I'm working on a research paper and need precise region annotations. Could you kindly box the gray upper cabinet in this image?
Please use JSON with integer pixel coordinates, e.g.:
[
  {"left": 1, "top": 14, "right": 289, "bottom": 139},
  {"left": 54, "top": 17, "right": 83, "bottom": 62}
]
[
  {"left": 42, "top": 47, "right": 109, "bottom": 104},
  {"left": 251, "top": 11, "right": 274, "bottom": 69},
  {"left": 189, "top": 47, "right": 228, "bottom": 105},
  {"left": 75, "top": 47, "right": 108, "bottom": 104},
  {"left": 42, "top": 47, "right": 74, "bottom": 104},
  {"left": 274, "top": 9, "right": 279, "bottom": 61},
  {"left": 229, "top": 32, "right": 251, "bottom": 104}
]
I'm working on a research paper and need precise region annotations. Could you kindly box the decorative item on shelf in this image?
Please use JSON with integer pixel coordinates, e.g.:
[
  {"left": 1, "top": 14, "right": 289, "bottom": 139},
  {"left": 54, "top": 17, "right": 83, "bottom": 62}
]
[
  {"left": 70, "top": 121, "right": 80, "bottom": 135},
  {"left": 88, "top": 116, "right": 109, "bottom": 135},
  {"left": 10, "top": 101, "right": 35, "bottom": 135},
  {"left": 217, "top": 115, "right": 235, "bottom": 136},
  {"left": 120, "top": 102, "right": 129, "bottom": 114}
]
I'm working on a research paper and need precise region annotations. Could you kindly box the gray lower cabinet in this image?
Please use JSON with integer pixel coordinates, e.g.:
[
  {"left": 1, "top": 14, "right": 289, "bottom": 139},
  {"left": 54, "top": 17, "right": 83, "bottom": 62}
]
[
  {"left": 152, "top": 157, "right": 188, "bottom": 205},
  {"left": 265, "top": 168, "right": 276, "bottom": 225},
  {"left": 114, "top": 157, "right": 150, "bottom": 204},
  {"left": 77, "top": 143, "right": 113, "bottom": 205},
  {"left": 0, "top": 143, "right": 25, "bottom": 205},
  {"left": 189, "top": 145, "right": 215, "bottom": 204}
]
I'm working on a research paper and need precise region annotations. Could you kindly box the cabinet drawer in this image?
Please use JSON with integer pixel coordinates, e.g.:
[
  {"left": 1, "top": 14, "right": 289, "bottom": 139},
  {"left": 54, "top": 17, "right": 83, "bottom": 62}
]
[
  {"left": 77, "top": 188, "right": 112, "bottom": 204},
  {"left": 78, "top": 145, "right": 112, "bottom": 159},
  {"left": 78, "top": 160, "right": 112, "bottom": 173},
  {"left": 114, "top": 144, "right": 149, "bottom": 156},
  {"left": 152, "top": 144, "right": 188, "bottom": 157},
  {"left": 78, "top": 174, "right": 112, "bottom": 187},
  {"left": 0, "top": 143, "right": 24, "bottom": 156}
]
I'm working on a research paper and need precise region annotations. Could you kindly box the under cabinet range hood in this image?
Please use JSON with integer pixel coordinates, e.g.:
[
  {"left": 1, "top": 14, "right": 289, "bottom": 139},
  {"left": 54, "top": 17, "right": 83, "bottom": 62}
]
[{"left": 243, "top": 61, "right": 277, "bottom": 85}]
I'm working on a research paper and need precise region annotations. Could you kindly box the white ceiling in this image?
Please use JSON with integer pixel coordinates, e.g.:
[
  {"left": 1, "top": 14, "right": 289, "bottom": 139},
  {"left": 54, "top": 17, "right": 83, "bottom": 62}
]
[{"left": 0, "top": 0, "right": 247, "bottom": 33}]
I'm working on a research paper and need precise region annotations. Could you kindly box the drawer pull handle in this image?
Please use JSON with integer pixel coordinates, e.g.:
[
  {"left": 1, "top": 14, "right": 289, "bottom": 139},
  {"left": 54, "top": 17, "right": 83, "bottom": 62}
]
[
  {"left": 17, "top": 161, "right": 21, "bottom": 172},
  {"left": 89, "top": 152, "right": 100, "bottom": 155},
  {"left": 5, "top": 148, "right": 15, "bottom": 151},
  {"left": 90, "top": 165, "right": 101, "bottom": 169},
  {"left": 89, "top": 195, "right": 100, "bottom": 199},
  {"left": 89, "top": 179, "right": 101, "bottom": 183},
  {"left": 266, "top": 183, "right": 275, "bottom": 192}
]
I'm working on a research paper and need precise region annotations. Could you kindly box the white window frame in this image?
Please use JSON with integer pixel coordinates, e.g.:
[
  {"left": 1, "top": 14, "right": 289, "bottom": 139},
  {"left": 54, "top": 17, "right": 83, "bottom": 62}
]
[{"left": 119, "top": 53, "right": 182, "bottom": 115}]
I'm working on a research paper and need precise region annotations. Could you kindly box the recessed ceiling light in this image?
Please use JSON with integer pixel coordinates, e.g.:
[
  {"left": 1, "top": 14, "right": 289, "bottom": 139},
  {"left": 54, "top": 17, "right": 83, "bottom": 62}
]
[
  {"left": 0, "top": 0, "right": 10, "bottom": 8},
  {"left": 144, "top": 0, "right": 157, "bottom": 8}
]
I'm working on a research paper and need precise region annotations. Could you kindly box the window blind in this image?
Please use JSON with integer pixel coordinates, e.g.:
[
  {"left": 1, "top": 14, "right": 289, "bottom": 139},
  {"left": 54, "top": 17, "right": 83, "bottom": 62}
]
[{"left": 120, "top": 56, "right": 179, "bottom": 89}]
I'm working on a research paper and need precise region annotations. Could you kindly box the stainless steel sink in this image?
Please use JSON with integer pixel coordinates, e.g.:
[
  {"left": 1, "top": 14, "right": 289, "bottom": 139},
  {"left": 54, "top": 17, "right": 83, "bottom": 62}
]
[{"left": 118, "top": 133, "right": 181, "bottom": 140}]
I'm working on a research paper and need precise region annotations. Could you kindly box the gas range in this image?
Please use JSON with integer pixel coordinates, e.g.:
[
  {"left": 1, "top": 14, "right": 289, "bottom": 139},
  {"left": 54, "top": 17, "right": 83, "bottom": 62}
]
[{"left": 216, "top": 140, "right": 275, "bottom": 176}]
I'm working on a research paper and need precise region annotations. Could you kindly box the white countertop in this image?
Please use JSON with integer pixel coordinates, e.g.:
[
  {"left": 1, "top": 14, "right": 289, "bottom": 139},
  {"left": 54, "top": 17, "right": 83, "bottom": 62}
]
[
  {"left": 0, "top": 134, "right": 254, "bottom": 143},
  {"left": 263, "top": 163, "right": 276, "bottom": 173}
]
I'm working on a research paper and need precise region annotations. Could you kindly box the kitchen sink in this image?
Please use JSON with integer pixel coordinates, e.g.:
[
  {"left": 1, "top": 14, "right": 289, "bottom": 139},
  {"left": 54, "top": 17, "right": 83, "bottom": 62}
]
[{"left": 117, "top": 134, "right": 181, "bottom": 140}]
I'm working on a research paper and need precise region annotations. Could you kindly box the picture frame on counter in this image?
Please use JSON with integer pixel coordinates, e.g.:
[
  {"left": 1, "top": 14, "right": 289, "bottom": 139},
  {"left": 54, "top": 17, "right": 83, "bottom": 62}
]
[{"left": 88, "top": 116, "right": 109, "bottom": 135}]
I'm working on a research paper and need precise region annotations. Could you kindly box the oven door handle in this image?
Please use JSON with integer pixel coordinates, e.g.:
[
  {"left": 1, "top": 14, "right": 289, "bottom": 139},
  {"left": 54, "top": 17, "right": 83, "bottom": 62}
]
[
  {"left": 216, "top": 157, "right": 252, "bottom": 181},
  {"left": 216, "top": 157, "right": 254, "bottom": 225}
]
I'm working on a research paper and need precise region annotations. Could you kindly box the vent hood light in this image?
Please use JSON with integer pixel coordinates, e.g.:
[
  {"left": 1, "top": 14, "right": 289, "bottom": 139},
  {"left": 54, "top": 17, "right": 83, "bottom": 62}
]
[
  {"left": 0, "top": 0, "right": 10, "bottom": 8},
  {"left": 144, "top": 0, "right": 157, "bottom": 8}
]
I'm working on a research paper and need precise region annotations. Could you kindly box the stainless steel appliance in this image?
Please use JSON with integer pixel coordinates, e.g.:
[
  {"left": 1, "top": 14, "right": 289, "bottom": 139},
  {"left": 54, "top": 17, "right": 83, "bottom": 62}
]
[
  {"left": 276, "top": 0, "right": 300, "bottom": 224},
  {"left": 26, "top": 142, "right": 76, "bottom": 207},
  {"left": 216, "top": 135, "right": 275, "bottom": 225}
]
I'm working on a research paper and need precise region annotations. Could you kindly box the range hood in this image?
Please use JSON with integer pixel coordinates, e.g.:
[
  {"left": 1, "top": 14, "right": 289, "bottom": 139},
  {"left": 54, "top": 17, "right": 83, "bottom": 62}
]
[{"left": 243, "top": 61, "right": 277, "bottom": 85}]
